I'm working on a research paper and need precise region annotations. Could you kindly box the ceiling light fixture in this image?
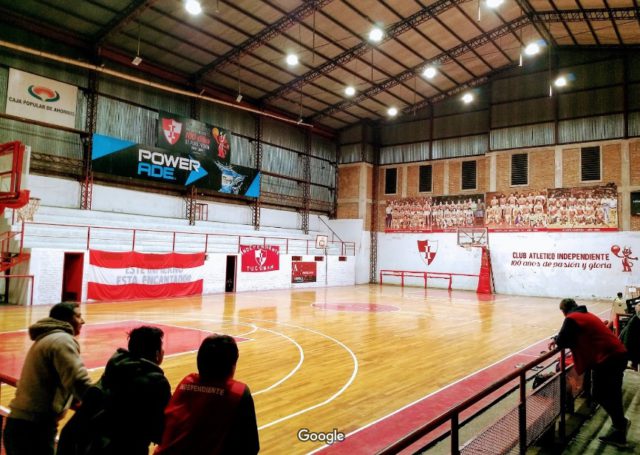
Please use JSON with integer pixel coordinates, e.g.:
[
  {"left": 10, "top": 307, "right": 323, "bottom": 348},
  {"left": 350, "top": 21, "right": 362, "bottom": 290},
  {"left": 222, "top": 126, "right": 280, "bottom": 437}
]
[
  {"left": 369, "top": 27, "right": 384, "bottom": 43},
  {"left": 185, "top": 0, "right": 202, "bottom": 15},
  {"left": 554, "top": 76, "right": 567, "bottom": 87},
  {"left": 387, "top": 107, "right": 398, "bottom": 117},
  {"left": 286, "top": 54, "right": 299, "bottom": 66},
  {"left": 462, "top": 93, "right": 474, "bottom": 104},
  {"left": 524, "top": 42, "right": 541, "bottom": 56},
  {"left": 132, "top": 21, "right": 142, "bottom": 66},
  {"left": 345, "top": 86, "right": 356, "bottom": 96},
  {"left": 486, "top": 0, "right": 504, "bottom": 8},
  {"left": 236, "top": 93, "right": 243, "bottom": 103},
  {"left": 422, "top": 66, "right": 437, "bottom": 79}
]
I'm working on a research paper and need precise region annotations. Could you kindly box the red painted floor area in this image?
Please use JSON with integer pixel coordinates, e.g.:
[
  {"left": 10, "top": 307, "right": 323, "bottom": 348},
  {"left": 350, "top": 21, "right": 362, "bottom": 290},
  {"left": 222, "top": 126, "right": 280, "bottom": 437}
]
[
  {"left": 0, "top": 320, "right": 243, "bottom": 383},
  {"left": 316, "top": 338, "right": 553, "bottom": 455}
]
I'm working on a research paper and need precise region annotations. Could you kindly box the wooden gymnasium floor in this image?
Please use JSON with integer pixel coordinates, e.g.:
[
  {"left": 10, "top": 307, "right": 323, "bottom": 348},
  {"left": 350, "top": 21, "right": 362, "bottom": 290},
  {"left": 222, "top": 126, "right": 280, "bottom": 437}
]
[{"left": 0, "top": 285, "right": 612, "bottom": 454}]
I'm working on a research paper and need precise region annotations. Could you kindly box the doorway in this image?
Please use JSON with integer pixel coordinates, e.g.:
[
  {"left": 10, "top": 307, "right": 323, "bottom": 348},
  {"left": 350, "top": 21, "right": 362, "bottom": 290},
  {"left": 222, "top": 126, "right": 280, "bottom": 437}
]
[
  {"left": 225, "top": 255, "right": 237, "bottom": 292},
  {"left": 62, "top": 252, "right": 84, "bottom": 302}
]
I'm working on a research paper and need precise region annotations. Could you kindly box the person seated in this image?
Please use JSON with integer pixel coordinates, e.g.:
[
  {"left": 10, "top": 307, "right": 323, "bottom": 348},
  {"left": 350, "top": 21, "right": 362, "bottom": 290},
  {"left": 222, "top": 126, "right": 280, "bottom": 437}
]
[{"left": 155, "top": 334, "right": 259, "bottom": 455}]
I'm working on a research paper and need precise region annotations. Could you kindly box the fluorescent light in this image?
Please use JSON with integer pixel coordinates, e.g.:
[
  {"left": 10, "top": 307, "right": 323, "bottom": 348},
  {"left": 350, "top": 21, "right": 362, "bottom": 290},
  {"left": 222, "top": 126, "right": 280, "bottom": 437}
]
[
  {"left": 236, "top": 93, "right": 243, "bottom": 103},
  {"left": 486, "top": 0, "right": 504, "bottom": 8},
  {"left": 387, "top": 107, "right": 398, "bottom": 116},
  {"left": 286, "top": 54, "right": 299, "bottom": 66},
  {"left": 554, "top": 76, "right": 567, "bottom": 87},
  {"left": 462, "top": 93, "right": 474, "bottom": 104},
  {"left": 345, "top": 86, "right": 355, "bottom": 96},
  {"left": 524, "top": 42, "right": 540, "bottom": 56},
  {"left": 185, "top": 0, "right": 202, "bottom": 15},
  {"left": 131, "top": 56, "right": 142, "bottom": 66},
  {"left": 369, "top": 28, "right": 384, "bottom": 42},
  {"left": 422, "top": 66, "right": 436, "bottom": 79}
]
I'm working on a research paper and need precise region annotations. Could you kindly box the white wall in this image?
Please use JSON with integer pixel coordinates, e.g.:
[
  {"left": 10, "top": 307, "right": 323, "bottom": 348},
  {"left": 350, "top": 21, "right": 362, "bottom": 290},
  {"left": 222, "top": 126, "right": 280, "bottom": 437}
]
[
  {"left": 18, "top": 249, "right": 356, "bottom": 305},
  {"left": 29, "top": 175, "right": 80, "bottom": 208},
  {"left": 377, "top": 231, "right": 640, "bottom": 298}
]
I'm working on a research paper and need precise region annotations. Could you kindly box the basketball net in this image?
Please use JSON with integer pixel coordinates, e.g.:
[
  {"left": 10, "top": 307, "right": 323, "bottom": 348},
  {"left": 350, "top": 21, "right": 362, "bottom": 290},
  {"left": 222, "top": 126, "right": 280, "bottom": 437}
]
[{"left": 17, "top": 197, "right": 40, "bottom": 222}]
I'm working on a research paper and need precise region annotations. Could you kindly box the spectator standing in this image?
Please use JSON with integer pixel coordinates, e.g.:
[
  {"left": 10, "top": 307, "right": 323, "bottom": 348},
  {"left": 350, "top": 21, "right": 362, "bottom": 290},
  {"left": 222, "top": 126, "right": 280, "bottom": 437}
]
[
  {"left": 3, "top": 302, "right": 92, "bottom": 455},
  {"left": 57, "top": 325, "right": 171, "bottom": 455},
  {"left": 155, "top": 334, "right": 259, "bottom": 455},
  {"left": 550, "top": 298, "right": 629, "bottom": 447}
]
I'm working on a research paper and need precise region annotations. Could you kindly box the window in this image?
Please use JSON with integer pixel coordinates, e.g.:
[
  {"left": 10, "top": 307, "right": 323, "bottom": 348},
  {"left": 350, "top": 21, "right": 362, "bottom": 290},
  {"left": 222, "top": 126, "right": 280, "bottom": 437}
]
[
  {"left": 511, "top": 153, "right": 528, "bottom": 186},
  {"left": 419, "top": 165, "right": 432, "bottom": 192},
  {"left": 581, "top": 146, "right": 601, "bottom": 182},
  {"left": 384, "top": 168, "right": 397, "bottom": 194},
  {"left": 461, "top": 160, "right": 477, "bottom": 190}
]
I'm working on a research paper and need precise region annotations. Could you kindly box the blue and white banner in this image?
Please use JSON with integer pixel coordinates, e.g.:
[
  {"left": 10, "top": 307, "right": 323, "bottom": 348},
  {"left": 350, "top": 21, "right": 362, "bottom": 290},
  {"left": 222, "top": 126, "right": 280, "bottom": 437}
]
[{"left": 91, "top": 134, "right": 260, "bottom": 197}]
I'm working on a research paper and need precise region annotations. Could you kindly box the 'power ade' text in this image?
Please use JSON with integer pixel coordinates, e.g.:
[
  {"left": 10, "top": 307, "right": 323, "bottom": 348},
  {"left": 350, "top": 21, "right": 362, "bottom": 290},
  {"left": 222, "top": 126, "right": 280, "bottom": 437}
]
[{"left": 137, "top": 149, "right": 200, "bottom": 180}]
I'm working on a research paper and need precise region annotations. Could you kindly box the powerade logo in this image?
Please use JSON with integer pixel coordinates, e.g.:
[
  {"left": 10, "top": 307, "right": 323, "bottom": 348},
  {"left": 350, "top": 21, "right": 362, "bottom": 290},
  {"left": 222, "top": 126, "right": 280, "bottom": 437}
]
[
  {"left": 27, "top": 85, "right": 60, "bottom": 102},
  {"left": 137, "top": 149, "right": 203, "bottom": 183}
]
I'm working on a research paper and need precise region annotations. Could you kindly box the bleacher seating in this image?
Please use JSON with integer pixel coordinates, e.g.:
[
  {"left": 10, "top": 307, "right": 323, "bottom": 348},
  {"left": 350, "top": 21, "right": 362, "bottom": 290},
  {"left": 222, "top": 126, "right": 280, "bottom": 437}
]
[{"left": 5, "top": 205, "right": 344, "bottom": 255}]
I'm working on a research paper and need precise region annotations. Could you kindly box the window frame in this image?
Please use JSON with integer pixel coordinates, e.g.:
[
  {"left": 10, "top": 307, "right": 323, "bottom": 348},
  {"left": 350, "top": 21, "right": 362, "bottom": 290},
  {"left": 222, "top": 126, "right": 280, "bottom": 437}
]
[
  {"left": 461, "top": 160, "right": 477, "bottom": 191},
  {"left": 580, "top": 146, "right": 602, "bottom": 183},
  {"left": 384, "top": 167, "right": 398, "bottom": 195},
  {"left": 510, "top": 152, "right": 529, "bottom": 187},
  {"left": 418, "top": 164, "right": 433, "bottom": 193}
]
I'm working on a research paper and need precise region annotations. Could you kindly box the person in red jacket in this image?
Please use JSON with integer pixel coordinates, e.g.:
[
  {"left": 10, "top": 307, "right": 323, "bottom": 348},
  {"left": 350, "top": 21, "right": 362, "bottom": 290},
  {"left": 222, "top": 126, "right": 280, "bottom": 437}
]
[
  {"left": 550, "top": 298, "right": 628, "bottom": 447},
  {"left": 155, "top": 334, "right": 259, "bottom": 455}
]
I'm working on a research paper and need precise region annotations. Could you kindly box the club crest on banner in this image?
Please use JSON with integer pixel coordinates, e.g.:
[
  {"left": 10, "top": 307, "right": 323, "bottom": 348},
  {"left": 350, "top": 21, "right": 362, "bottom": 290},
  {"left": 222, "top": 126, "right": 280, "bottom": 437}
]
[
  {"left": 241, "top": 245, "right": 280, "bottom": 272},
  {"left": 417, "top": 240, "right": 438, "bottom": 266},
  {"left": 162, "top": 118, "right": 182, "bottom": 145}
]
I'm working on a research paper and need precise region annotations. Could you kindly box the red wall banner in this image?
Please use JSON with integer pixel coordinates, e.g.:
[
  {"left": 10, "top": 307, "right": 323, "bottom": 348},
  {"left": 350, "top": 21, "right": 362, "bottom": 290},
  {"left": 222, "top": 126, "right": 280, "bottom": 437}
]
[
  {"left": 292, "top": 261, "right": 317, "bottom": 283},
  {"left": 87, "top": 250, "right": 205, "bottom": 301},
  {"left": 240, "top": 245, "right": 280, "bottom": 272}
]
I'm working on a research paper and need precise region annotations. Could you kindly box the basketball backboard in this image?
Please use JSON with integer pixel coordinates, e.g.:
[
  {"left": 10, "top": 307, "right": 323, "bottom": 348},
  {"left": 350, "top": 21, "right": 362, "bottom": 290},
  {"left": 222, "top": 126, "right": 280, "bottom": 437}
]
[{"left": 457, "top": 227, "right": 488, "bottom": 248}]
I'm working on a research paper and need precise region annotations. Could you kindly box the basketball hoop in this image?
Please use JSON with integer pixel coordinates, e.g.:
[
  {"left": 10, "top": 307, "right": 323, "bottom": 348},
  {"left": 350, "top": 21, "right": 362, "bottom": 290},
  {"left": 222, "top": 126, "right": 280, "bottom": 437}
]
[
  {"left": 457, "top": 227, "right": 488, "bottom": 249},
  {"left": 17, "top": 197, "right": 40, "bottom": 222},
  {"left": 316, "top": 234, "right": 328, "bottom": 249}
]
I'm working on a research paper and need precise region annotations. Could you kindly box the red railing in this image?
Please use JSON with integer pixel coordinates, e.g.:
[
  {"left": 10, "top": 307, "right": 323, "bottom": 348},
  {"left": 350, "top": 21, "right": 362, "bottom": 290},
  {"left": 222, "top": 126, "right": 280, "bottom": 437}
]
[
  {"left": 376, "top": 349, "right": 569, "bottom": 455},
  {"left": 21, "top": 222, "right": 356, "bottom": 256},
  {"left": 0, "top": 141, "right": 24, "bottom": 201},
  {"left": 379, "top": 269, "right": 479, "bottom": 290}
]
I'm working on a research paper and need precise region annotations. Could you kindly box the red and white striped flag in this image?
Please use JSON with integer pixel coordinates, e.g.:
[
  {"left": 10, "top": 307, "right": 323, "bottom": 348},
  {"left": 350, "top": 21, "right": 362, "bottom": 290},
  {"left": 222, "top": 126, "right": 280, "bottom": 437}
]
[{"left": 87, "top": 250, "right": 205, "bottom": 301}]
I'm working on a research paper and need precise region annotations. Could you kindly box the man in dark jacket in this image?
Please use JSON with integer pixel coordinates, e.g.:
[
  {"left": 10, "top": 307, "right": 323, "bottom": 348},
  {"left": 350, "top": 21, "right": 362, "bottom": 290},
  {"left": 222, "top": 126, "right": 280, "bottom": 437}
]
[
  {"left": 550, "top": 298, "right": 628, "bottom": 447},
  {"left": 3, "top": 302, "right": 92, "bottom": 455},
  {"left": 154, "top": 334, "right": 259, "bottom": 455},
  {"left": 58, "top": 325, "right": 171, "bottom": 455}
]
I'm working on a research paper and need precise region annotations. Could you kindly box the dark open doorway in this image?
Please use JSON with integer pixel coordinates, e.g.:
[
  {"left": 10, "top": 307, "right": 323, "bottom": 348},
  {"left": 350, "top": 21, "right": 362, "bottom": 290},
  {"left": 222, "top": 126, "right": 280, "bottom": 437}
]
[
  {"left": 62, "top": 252, "right": 84, "bottom": 302},
  {"left": 225, "top": 255, "right": 236, "bottom": 292}
]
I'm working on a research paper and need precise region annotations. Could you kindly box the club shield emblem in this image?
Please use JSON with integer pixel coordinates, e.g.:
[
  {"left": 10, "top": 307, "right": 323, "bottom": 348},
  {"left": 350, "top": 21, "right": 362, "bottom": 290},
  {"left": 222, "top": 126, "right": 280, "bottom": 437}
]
[
  {"left": 417, "top": 240, "right": 438, "bottom": 266},
  {"left": 162, "top": 118, "right": 182, "bottom": 145}
]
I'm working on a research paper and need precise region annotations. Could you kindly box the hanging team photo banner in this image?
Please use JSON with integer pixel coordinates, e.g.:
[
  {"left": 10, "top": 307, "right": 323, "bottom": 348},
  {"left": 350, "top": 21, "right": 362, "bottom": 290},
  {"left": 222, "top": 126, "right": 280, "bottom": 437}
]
[
  {"left": 156, "top": 111, "right": 231, "bottom": 165},
  {"left": 240, "top": 245, "right": 280, "bottom": 272},
  {"left": 385, "top": 194, "right": 485, "bottom": 233},
  {"left": 292, "top": 261, "right": 317, "bottom": 283},
  {"left": 91, "top": 134, "right": 260, "bottom": 197},
  {"left": 87, "top": 250, "right": 205, "bottom": 300},
  {"left": 6, "top": 68, "right": 78, "bottom": 128},
  {"left": 385, "top": 184, "right": 618, "bottom": 233}
]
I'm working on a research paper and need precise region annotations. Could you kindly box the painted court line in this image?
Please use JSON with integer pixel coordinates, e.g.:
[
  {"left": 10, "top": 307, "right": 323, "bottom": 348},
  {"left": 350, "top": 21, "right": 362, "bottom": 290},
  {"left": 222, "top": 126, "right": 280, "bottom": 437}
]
[{"left": 310, "top": 335, "right": 557, "bottom": 454}]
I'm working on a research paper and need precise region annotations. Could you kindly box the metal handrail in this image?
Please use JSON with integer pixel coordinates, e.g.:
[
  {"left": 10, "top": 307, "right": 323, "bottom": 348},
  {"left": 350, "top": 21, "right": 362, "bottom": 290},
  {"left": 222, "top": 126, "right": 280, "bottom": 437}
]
[
  {"left": 22, "top": 221, "right": 356, "bottom": 255},
  {"left": 377, "top": 348, "right": 566, "bottom": 455}
]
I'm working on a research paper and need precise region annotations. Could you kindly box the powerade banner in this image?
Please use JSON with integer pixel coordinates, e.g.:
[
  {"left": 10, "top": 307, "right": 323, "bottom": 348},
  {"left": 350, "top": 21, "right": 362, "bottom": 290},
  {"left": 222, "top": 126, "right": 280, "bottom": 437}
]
[
  {"left": 156, "top": 111, "right": 231, "bottom": 165},
  {"left": 91, "top": 134, "right": 260, "bottom": 197}
]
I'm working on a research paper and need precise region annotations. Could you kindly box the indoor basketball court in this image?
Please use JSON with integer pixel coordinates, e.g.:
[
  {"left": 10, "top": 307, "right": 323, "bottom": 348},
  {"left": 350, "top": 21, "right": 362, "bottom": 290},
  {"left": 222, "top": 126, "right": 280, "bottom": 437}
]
[{"left": 0, "top": 286, "right": 612, "bottom": 454}]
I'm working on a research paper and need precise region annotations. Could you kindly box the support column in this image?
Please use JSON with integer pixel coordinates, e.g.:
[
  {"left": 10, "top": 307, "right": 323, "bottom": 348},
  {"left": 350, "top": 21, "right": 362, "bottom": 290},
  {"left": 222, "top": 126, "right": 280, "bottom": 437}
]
[
  {"left": 81, "top": 72, "right": 98, "bottom": 210},
  {"left": 301, "top": 130, "right": 311, "bottom": 234},
  {"left": 370, "top": 125, "right": 380, "bottom": 284},
  {"left": 252, "top": 115, "right": 263, "bottom": 230}
]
